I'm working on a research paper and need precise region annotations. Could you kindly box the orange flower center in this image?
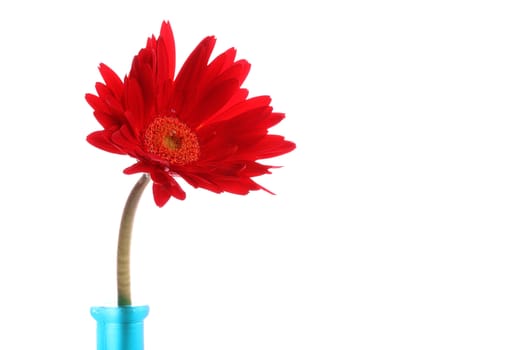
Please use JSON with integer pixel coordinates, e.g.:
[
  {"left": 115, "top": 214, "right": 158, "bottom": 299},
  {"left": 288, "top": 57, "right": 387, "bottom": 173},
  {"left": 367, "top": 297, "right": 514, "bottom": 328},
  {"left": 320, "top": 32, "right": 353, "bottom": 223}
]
[{"left": 144, "top": 116, "right": 200, "bottom": 165}]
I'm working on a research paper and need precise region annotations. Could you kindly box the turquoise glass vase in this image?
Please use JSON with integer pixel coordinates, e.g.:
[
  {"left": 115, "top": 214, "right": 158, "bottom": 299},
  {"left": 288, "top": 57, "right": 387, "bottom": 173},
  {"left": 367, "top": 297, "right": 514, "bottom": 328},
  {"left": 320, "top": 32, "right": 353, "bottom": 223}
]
[{"left": 91, "top": 305, "right": 149, "bottom": 350}]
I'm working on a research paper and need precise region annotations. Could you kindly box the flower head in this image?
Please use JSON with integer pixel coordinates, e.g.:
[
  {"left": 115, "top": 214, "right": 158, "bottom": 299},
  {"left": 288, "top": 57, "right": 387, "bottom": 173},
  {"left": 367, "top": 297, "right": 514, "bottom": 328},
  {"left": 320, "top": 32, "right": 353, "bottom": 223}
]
[{"left": 86, "top": 21, "right": 295, "bottom": 207}]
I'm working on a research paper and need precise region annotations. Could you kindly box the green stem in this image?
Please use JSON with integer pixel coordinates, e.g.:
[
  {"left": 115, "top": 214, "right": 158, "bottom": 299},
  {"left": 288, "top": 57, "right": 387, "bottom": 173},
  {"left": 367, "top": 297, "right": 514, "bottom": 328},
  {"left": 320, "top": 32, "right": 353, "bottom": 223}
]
[{"left": 117, "top": 174, "right": 150, "bottom": 306}]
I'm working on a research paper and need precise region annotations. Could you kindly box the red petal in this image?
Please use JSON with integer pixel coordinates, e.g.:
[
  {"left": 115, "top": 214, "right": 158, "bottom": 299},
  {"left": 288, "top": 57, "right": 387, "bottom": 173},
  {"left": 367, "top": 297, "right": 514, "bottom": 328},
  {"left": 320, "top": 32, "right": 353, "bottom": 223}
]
[
  {"left": 185, "top": 173, "right": 261, "bottom": 195},
  {"left": 249, "top": 135, "right": 296, "bottom": 159},
  {"left": 213, "top": 59, "right": 250, "bottom": 86},
  {"left": 123, "top": 77, "right": 145, "bottom": 134},
  {"left": 190, "top": 78, "right": 240, "bottom": 128},
  {"left": 173, "top": 36, "right": 216, "bottom": 116},
  {"left": 206, "top": 48, "right": 236, "bottom": 77},
  {"left": 150, "top": 171, "right": 186, "bottom": 206},
  {"left": 86, "top": 93, "right": 110, "bottom": 115},
  {"left": 158, "top": 21, "right": 175, "bottom": 80},
  {"left": 152, "top": 183, "right": 171, "bottom": 207},
  {"left": 95, "top": 83, "right": 125, "bottom": 115},
  {"left": 264, "top": 112, "right": 286, "bottom": 129},
  {"left": 130, "top": 50, "right": 156, "bottom": 116},
  {"left": 99, "top": 63, "right": 124, "bottom": 97},
  {"left": 209, "top": 95, "right": 271, "bottom": 124},
  {"left": 123, "top": 161, "right": 151, "bottom": 175},
  {"left": 177, "top": 172, "right": 222, "bottom": 193},
  {"left": 110, "top": 124, "right": 142, "bottom": 157},
  {"left": 86, "top": 131, "right": 126, "bottom": 154}
]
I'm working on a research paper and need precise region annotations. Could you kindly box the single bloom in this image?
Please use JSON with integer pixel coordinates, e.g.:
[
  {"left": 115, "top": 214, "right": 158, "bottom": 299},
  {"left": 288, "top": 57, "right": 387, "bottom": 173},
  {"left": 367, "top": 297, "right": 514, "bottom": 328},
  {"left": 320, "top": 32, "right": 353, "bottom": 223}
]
[{"left": 86, "top": 21, "right": 295, "bottom": 207}]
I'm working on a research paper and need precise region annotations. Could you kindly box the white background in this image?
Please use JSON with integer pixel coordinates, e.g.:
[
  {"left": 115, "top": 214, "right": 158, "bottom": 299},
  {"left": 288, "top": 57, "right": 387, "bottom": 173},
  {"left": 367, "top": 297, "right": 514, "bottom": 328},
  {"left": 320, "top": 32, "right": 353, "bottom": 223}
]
[{"left": 0, "top": 1, "right": 525, "bottom": 349}]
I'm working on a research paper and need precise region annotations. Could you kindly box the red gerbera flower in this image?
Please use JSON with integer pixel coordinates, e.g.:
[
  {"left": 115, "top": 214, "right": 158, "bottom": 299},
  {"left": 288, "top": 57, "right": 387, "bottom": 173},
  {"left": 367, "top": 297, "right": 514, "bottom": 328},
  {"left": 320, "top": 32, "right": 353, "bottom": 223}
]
[{"left": 86, "top": 21, "right": 295, "bottom": 207}]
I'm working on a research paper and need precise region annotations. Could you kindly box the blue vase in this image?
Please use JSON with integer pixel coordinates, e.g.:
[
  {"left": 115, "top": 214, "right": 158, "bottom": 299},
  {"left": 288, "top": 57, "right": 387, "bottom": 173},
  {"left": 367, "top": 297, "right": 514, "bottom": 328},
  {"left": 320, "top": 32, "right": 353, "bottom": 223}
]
[{"left": 91, "top": 305, "right": 149, "bottom": 350}]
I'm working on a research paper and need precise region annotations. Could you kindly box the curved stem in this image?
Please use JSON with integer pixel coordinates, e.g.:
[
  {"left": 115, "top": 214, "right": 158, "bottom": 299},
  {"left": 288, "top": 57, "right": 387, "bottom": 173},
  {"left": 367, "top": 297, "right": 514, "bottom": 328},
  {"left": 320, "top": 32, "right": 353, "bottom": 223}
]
[{"left": 117, "top": 174, "right": 150, "bottom": 306}]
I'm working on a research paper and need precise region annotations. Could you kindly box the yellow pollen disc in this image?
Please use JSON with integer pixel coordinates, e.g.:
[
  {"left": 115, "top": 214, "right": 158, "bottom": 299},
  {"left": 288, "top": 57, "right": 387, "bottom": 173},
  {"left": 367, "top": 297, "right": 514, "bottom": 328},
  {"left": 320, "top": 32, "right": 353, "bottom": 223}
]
[{"left": 144, "top": 116, "right": 200, "bottom": 165}]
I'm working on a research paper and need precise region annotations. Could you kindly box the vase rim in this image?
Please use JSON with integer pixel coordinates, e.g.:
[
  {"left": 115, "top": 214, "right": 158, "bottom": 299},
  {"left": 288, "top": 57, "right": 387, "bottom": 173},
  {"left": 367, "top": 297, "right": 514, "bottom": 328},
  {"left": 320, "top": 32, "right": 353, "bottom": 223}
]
[{"left": 91, "top": 305, "right": 149, "bottom": 323}]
